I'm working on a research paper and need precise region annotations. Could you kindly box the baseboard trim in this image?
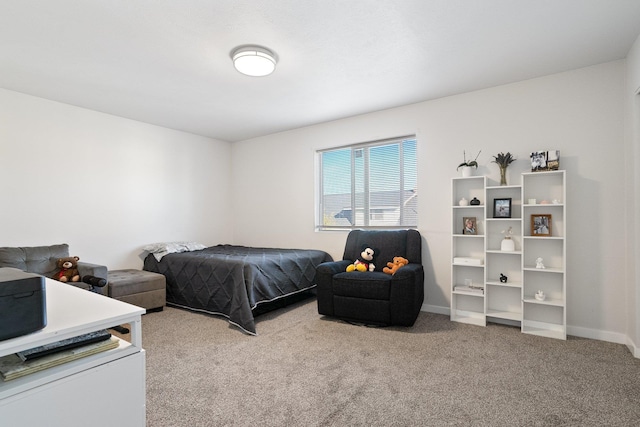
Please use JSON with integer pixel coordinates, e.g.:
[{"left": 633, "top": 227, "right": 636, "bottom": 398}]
[
  {"left": 421, "top": 305, "right": 639, "bottom": 359},
  {"left": 626, "top": 336, "right": 639, "bottom": 358},
  {"left": 423, "top": 304, "right": 449, "bottom": 316}
]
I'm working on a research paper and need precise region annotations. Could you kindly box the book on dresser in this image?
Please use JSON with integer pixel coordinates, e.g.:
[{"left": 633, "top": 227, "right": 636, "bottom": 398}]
[{"left": 0, "top": 336, "right": 119, "bottom": 381}]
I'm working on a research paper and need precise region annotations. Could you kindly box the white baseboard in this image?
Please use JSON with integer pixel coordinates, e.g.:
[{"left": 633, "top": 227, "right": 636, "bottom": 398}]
[
  {"left": 422, "top": 304, "right": 449, "bottom": 316},
  {"left": 626, "top": 336, "right": 639, "bottom": 358},
  {"left": 421, "top": 305, "right": 639, "bottom": 359}
]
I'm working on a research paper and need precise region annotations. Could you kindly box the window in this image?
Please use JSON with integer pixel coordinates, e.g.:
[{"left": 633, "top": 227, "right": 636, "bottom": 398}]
[{"left": 317, "top": 136, "right": 417, "bottom": 230}]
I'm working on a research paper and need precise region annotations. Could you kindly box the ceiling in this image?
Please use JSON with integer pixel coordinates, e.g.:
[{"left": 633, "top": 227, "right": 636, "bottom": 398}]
[{"left": 2, "top": 1, "right": 640, "bottom": 142}]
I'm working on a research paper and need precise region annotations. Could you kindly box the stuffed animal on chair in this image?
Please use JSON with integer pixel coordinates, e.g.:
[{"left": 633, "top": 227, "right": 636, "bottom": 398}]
[
  {"left": 383, "top": 256, "right": 409, "bottom": 275},
  {"left": 55, "top": 256, "right": 81, "bottom": 282},
  {"left": 346, "top": 246, "right": 377, "bottom": 272}
]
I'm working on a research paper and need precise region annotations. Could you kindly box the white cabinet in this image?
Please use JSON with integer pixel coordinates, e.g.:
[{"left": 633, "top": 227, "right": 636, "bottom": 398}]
[
  {"left": 0, "top": 279, "right": 146, "bottom": 426},
  {"left": 451, "top": 170, "right": 567, "bottom": 340},
  {"left": 451, "top": 176, "right": 486, "bottom": 326},
  {"left": 521, "top": 170, "right": 566, "bottom": 339}
]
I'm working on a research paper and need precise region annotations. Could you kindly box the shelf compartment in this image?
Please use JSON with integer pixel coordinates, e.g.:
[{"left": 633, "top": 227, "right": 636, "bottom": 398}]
[
  {"left": 486, "top": 185, "right": 522, "bottom": 219},
  {"left": 522, "top": 238, "right": 564, "bottom": 270},
  {"left": 522, "top": 320, "right": 566, "bottom": 340},
  {"left": 486, "top": 252, "right": 522, "bottom": 285},
  {"left": 486, "top": 219, "right": 522, "bottom": 251},
  {"left": 0, "top": 338, "right": 136, "bottom": 399},
  {"left": 522, "top": 171, "right": 565, "bottom": 204},
  {"left": 522, "top": 205, "right": 565, "bottom": 237},
  {"left": 451, "top": 310, "right": 486, "bottom": 326},
  {"left": 453, "top": 209, "right": 485, "bottom": 236},
  {"left": 486, "top": 309, "right": 521, "bottom": 322},
  {"left": 452, "top": 266, "right": 485, "bottom": 290},
  {"left": 487, "top": 285, "right": 521, "bottom": 321},
  {"left": 452, "top": 235, "right": 485, "bottom": 260},
  {"left": 522, "top": 304, "right": 565, "bottom": 340},
  {"left": 523, "top": 270, "right": 564, "bottom": 300}
]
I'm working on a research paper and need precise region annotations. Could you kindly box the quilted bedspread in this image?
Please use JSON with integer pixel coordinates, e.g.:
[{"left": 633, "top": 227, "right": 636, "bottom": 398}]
[{"left": 143, "top": 245, "right": 332, "bottom": 335}]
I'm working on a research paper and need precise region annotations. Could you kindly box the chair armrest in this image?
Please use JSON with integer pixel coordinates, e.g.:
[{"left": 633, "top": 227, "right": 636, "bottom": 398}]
[
  {"left": 391, "top": 263, "right": 423, "bottom": 280},
  {"left": 390, "top": 263, "right": 425, "bottom": 326},
  {"left": 316, "top": 260, "right": 352, "bottom": 277},
  {"left": 76, "top": 262, "right": 108, "bottom": 295},
  {"left": 314, "top": 260, "right": 352, "bottom": 317}
]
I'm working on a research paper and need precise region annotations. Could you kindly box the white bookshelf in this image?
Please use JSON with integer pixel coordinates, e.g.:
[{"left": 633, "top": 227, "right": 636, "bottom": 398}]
[
  {"left": 450, "top": 171, "right": 567, "bottom": 340},
  {"left": 521, "top": 170, "right": 567, "bottom": 339},
  {"left": 451, "top": 176, "right": 486, "bottom": 326}
]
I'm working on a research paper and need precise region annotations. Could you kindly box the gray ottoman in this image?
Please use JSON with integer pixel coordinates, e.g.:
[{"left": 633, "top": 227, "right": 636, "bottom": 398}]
[{"left": 107, "top": 269, "right": 166, "bottom": 311}]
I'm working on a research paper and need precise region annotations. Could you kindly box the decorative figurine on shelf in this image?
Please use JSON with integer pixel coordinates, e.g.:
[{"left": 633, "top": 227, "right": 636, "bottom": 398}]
[
  {"left": 499, "top": 273, "right": 508, "bottom": 283},
  {"left": 536, "top": 257, "right": 545, "bottom": 269},
  {"left": 501, "top": 227, "right": 515, "bottom": 252},
  {"left": 470, "top": 197, "right": 480, "bottom": 205},
  {"left": 535, "top": 290, "right": 546, "bottom": 301},
  {"left": 459, "top": 197, "right": 469, "bottom": 206}
]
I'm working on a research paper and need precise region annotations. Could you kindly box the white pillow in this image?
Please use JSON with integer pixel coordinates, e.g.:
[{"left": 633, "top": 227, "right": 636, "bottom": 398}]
[{"left": 143, "top": 241, "right": 206, "bottom": 261}]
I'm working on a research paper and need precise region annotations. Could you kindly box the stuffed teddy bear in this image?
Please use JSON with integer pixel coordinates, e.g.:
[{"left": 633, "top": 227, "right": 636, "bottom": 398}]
[
  {"left": 346, "top": 245, "right": 377, "bottom": 272},
  {"left": 383, "top": 256, "right": 409, "bottom": 275},
  {"left": 55, "top": 256, "right": 81, "bottom": 282}
]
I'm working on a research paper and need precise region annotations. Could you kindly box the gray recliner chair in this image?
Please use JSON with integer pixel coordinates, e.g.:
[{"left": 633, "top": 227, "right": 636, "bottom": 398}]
[
  {"left": 0, "top": 243, "right": 108, "bottom": 294},
  {"left": 315, "top": 229, "right": 424, "bottom": 326}
]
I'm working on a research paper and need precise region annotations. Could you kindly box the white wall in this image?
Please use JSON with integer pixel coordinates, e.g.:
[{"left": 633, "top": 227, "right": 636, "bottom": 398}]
[
  {"left": 0, "top": 59, "right": 634, "bottom": 348},
  {"left": 624, "top": 34, "right": 640, "bottom": 357},
  {"left": 233, "top": 61, "right": 630, "bottom": 342},
  {"left": 0, "top": 88, "right": 233, "bottom": 269}
]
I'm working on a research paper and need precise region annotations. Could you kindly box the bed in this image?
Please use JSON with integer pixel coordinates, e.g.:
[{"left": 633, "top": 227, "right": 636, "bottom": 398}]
[{"left": 142, "top": 244, "right": 332, "bottom": 335}]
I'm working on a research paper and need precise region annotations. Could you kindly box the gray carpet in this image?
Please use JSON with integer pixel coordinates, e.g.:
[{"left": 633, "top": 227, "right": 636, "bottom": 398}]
[{"left": 135, "top": 299, "right": 640, "bottom": 426}]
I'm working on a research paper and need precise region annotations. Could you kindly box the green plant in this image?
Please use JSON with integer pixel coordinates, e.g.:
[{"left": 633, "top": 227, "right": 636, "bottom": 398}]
[
  {"left": 492, "top": 152, "right": 515, "bottom": 168},
  {"left": 457, "top": 150, "right": 481, "bottom": 170}
]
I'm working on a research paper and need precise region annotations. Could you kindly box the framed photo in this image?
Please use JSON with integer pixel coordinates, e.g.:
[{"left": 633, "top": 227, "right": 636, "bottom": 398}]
[
  {"left": 531, "top": 214, "right": 552, "bottom": 236},
  {"left": 530, "top": 150, "right": 560, "bottom": 172},
  {"left": 530, "top": 151, "right": 547, "bottom": 171},
  {"left": 462, "top": 217, "right": 477, "bottom": 235},
  {"left": 493, "top": 198, "right": 512, "bottom": 218}
]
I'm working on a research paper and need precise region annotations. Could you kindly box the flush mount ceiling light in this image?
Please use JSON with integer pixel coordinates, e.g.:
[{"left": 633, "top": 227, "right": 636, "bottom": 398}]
[{"left": 231, "top": 45, "right": 277, "bottom": 77}]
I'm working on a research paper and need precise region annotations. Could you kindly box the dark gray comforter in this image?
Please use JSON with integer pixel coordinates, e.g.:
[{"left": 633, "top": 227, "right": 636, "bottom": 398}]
[{"left": 143, "top": 245, "right": 332, "bottom": 335}]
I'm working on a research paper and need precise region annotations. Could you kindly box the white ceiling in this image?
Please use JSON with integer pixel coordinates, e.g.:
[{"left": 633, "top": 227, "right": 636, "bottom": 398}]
[{"left": 2, "top": 1, "right": 640, "bottom": 142}]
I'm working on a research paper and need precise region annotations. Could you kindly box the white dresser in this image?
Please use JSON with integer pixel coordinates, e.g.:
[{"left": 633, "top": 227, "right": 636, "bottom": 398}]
[{"left": 0, "top": 279, "right": 146, "bottom": 426}]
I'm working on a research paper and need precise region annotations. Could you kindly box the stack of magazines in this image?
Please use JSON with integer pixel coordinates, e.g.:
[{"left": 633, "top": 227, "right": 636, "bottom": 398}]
[{"left": 0, "top": 329, "right": 117, "bottom": 381}]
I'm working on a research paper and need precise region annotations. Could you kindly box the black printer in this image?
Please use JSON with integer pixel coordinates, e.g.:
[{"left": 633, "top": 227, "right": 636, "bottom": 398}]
[{"left": 0, "top": 268, "right": 47, "bottom": 341}]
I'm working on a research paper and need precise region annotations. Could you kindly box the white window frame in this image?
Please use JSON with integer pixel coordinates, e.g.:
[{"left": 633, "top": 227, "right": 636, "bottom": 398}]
[{"left": 316, "top": 135, "right": 417, "bottom": 231}]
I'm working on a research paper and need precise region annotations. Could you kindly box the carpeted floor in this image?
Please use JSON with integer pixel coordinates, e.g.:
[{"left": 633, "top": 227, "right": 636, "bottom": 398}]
[{"left": 126, "top": 299, "right": 640, "bottom": 426}]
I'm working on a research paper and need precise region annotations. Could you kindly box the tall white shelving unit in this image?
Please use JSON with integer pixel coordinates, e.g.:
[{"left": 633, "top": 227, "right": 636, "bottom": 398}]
[
  {"left": 521, "top": 170, "right": 567, "bottom": 339},
  {"left": 451, "top": 170, "right": 567, "bottom": 340},
  {"left": 485, "top": 182, "right": 523, "bottom": 324},
  {"left": 450, "top": 176, "right": 486, "bottom": 326}
]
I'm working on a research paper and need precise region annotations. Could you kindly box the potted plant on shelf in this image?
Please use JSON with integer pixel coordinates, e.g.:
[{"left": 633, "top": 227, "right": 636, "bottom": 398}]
[
  {"left": 457, "top": 150, "right": 481, "bottom": 177},
  {"left": 492, "top": 152, "right": 515, "bottom": 185}
]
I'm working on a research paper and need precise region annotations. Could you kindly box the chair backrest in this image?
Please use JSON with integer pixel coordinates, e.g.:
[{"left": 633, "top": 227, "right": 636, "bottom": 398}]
[
  {"left": 342, "top": 230, "right": 422, "bottom": 271},
  {"left": 0, "top": 244, "right": 70, "bottom": 277}
]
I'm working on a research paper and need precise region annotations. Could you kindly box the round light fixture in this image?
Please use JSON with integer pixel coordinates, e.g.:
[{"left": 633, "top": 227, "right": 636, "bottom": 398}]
[{"left": 231, "top": 45, "right": 277, "bottom": 77}]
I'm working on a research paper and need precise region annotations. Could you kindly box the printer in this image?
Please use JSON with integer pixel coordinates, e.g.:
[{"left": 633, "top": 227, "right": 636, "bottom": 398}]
[{"left": 0, "top": 268, "right": 47, "bottom": 341}]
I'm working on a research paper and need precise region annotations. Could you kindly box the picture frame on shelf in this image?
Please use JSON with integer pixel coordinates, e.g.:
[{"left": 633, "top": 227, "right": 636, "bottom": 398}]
[
  {"left": 463, "top": 217, "right": 477, "bottom": 235},
  {"left": 530, "top": 150, "right": 560, "bottom": 172},
  {"left": 531, "top": 214, "right": 552, "bottom": 236},
  {"left": 493, "top": 198, "right": 512, "bottom": 218}
]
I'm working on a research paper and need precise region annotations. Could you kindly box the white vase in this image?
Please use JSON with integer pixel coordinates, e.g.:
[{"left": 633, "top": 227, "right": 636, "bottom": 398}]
[
  {"left": 501, "top": 237, "right": 515, "bottom": 252},
  {"left": 461, "top": 166, "right": 472, "bottom": 177}
]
